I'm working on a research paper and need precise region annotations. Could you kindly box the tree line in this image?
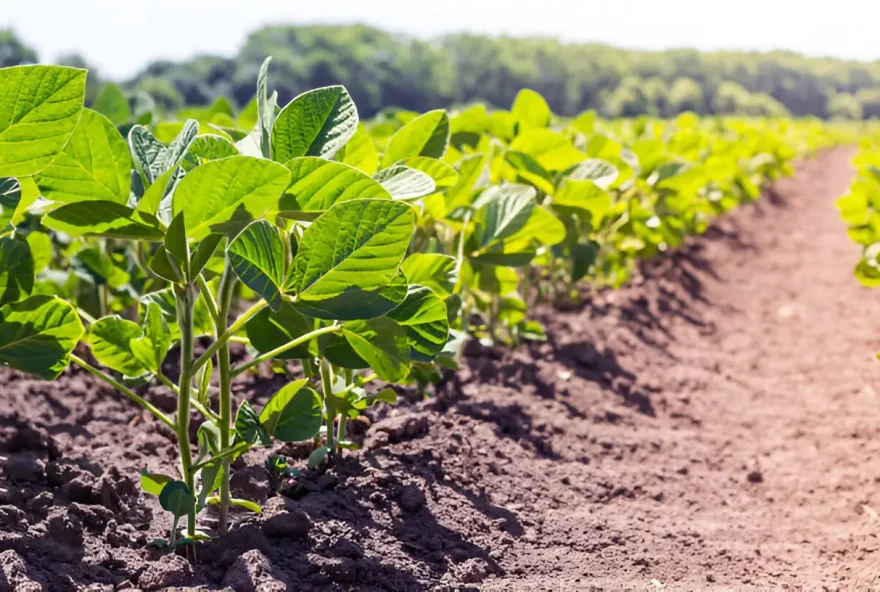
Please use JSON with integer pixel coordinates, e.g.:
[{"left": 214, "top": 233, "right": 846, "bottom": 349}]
[{"left": 5, "top": 25, "right": 880, "bottom": 119}]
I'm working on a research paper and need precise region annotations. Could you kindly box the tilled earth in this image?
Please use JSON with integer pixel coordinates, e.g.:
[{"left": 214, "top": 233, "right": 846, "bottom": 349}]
[{"left": 2, "top": 148, "right": 879, "bottom": 590}]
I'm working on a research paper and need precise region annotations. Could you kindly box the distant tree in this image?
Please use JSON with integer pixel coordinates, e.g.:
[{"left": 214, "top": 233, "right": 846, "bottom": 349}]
[
  {"left": 668, "top": 78, "right": 705, "bottom": 115},
  {"left": 826, "top": 93, "right": 863, "bottom": 120},
  {"left": 136, "top": 76, "right": 184, "bottom": 112},
  {"left": 0, "top": 29, "right": 37, "bottom": 67}
]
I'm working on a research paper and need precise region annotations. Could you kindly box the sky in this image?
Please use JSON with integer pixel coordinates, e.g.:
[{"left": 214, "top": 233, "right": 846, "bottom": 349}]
[{"left": 3, "top": 0, "right": 880, "bottom": 79}]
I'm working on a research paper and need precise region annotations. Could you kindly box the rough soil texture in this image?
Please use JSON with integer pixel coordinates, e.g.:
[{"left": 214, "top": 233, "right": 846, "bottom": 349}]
[{"left": 1, "top": 148, "right": 878, "bottom": 591}]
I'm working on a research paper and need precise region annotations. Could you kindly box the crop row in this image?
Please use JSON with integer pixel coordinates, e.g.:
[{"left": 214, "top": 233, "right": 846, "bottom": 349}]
[{"left": 0, "top": 59, "right": 844, "bottom": 546}]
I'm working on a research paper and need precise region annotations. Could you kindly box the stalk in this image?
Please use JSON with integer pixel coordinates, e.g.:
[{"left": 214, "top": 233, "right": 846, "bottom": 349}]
[
  {"left": 215, "top": 259, "right": 237, "bottom": 535},
  {"left": 191, "top": 300, "right": 267, "bottom": 374},
  {"left": 174, "top": 283, "right": 197, "bottom": 538},
  {"left": 231, "top": 325, "right": 341, "bottom": 377},
  {"left": 320, "top": 360, "right": 336, "bottom": 455}
]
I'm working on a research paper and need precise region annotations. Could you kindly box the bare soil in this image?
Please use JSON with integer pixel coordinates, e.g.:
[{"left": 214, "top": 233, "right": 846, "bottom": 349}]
[{"left": 2, "top": 148, "right": 878, "bottom": 591}]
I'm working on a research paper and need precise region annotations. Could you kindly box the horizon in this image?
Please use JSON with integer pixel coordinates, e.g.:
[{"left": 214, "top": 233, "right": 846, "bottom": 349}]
[{"left": 3, "top": 0, "right": 880, "bottom": 79}]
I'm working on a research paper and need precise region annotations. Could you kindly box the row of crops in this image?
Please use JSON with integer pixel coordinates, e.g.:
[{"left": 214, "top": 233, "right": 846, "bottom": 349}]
[{"left": 0, "top": 59, "right": 847, "bottom": 547}]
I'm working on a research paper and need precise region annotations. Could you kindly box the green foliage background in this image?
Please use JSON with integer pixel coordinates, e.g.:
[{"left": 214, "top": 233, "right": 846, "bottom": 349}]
[{"left": 5, "top": 24, "right": 880, "bottom": 119}]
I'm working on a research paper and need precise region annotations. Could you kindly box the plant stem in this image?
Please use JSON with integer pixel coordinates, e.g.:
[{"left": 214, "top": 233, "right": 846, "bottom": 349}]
[
  {"left": 320, "top": 359, "right": 336, "bottom": 455},
  {"left": 174, "top": 283, "right": 197, "bottom": 539},
  {"left": 191, "top": 300, "right": 268, "bottom": 374},
  {"left": 215, "top": 259, "right": 236, "bottom": 535},
  {"left": 70, "top": 355, "right": 175, "bottom": 430},
  {"left": 230, "top": 325, "right": 342, "bottom": 378},
  {"left": 196, "top": 275, "right": 220, "bottom": 328},
  {"left": 154, "top": 373, "right": 219, "bottom": 422}
]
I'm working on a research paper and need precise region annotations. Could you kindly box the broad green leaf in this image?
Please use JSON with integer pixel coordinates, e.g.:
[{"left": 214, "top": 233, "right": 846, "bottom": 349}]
[
  {"left": 130, "top": 302, "right": 171, "bottom": 374},
  {"left": 512, "top": 89, "right": 551, "bottom": 129},
  {"left": 43, "top": 201, "right": 165, "bottom": 240},
  {"left": 506, "top": 205, "right": 566, "bottom": 247},
  {"left": 88, "top": 315, "right": 147, "bottom": 377},
  {"left": 374, "top": 166, "right": 436, "bottom": 200},
  {"left": 271, "top": 85, "right": 358, "bottom": 162},
  {"left": 74, "top": 247, "right": 130, "bottom": 289},
  {"left": 135, "top": 166, "right": 185, "bottom": 226},
  {"left": 235, "top": 400, "right": 271, "bottom": 447},
  {"left": 0, "top": 178, "right": 22, "bottom": 231},
  {"left": 0, "top": 295, "right": 84, "bottom": 380},
  {"left": 256, "top": 56, "right": 277, "bottom": 159},
  {"left": 279, "top": 157, "right": 390, "bottom": 213},
  {"left": 320, "top": 317, "right": 409, "bottom": 382},
  {"left": 129, "top": 120, "right": 198, "bottom": 184},
  {"left": 292, "top": 271, "right": 407, "bottom": 321},
  {"left": 36, "top": 109, "right": 132, "bottom": 204},
  {"left": 148, "top": 246, "right": 184, "bottom": 283},
  {"left": 381, "top": 110, "right": 449, "bottom": 166},
  {"left": 504, "top": 152, "right": 554, "bottom": 195},
  {"left": 476, "top": 185, "right": 536, "bottom": 249},
  {"left": 400, "top": 253, "right": 457, "bottom": 298},
  {"left": 446, "top": 153, "right": 489, "bottom": 210},
  {"left": 227, "top": 220, "right": 286, "bottom": 311},
  {"left": 245, "top": 303, "right": 313, "bottom": 360},
  {"left": 387, "top": 286, "right": 449, "bottom": 362},
  {"left": 191, "top": 234, "right": 224, "bottom": 278},
  {"left": 571, "top": 241, "right": 600, "bottom": 282},
  {"left": 25, "top": 232, "right": 52, "bottom": 274},
  {"left": 396, "top": 157, "right": 459, "bottom": 189},
  {"left": 339, "top": 124, "right": 378, "bottom": 175},
  {"left": 259, "top": 379, "right": 323, "bottom": 442},
  {"left": 0, "top": 237, "right": 34, "bottom": 306},
  {"left": 286, "top": 200, "right": 414, "bottom": 301},
  {"left": 182, "top": 135, "right": 238, "bottom": 170},
  {"left": 172, "top": 156, "right": 290, "bottom": 240},
  {"left": 558, "top": 159, "right": 619, "bottom": 189},
  {"left": 140, "top": 471, "right": 173, "bottom": 497},
  {"left": 0, "top": 65, "right": 87, "bottom": 177},
  {"left": 9, "top": 178, "right": 39, "bottom": 228},
  {"left": 509, "top": 129, "right": 586, "bottom": 171},
  {"left": 552, "top": 179, "right": 612, "bottom": 230},
  {"left": 158, "top": 480, "right": 194, "bottom": 516},
  {"left": 93, "top": 83, "right": 132, "bottom": 125}
]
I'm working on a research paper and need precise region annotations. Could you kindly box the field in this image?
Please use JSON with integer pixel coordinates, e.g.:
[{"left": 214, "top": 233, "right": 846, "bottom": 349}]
[{"left": 0, "top": 61, "right": 879, "bottom": 590}]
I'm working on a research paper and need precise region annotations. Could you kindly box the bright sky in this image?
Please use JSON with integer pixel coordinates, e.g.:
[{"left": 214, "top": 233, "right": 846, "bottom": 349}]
[{"left": 3, "top": 0, "right": 880, "bottom": 79}]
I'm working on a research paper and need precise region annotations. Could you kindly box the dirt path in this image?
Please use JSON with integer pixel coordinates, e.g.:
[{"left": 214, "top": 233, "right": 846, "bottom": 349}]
[{"left": 2, "top": 148, "right": 878, "bottom": 591}]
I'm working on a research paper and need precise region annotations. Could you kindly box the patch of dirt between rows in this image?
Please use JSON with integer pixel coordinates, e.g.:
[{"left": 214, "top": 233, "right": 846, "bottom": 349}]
[{"left": 2, "top": 148, "right": 878, "bottom": 590}]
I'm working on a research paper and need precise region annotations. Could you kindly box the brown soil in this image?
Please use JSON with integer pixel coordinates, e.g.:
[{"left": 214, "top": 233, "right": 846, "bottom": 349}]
[{"left": 2, "top": 147, "right": 878, "bottom": 591}]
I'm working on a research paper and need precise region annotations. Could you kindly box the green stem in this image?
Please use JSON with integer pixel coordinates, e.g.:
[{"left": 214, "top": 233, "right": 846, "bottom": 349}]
[
  {"left": 76, "top": 307, "right": 96, "bottom": 326},
  {"left": 231, "top": 325, "right": 342, "bottom": 378},
  {"left": 174, "top": 283, "right": 197, "bottom": 539},
  {"left": 320, "top": 359, "right": 336, "bottom": 455},
  {"left": 192, "top": 442, "right": 249, "bottom": 472},
  {"left": 154, "top": 373, "right": 219, "bottom": 422},
  {"left": 215, "top": 259, "right": 236, "bottom": 535},
  {"left": 191, "top": 300, "right": 268, "bottom": 375},
  {"left": 70, "top": 355, "right": 175, "bottom": 430},
  {"left": 196, "top": 275, "right": 220, "bottom": 329}
]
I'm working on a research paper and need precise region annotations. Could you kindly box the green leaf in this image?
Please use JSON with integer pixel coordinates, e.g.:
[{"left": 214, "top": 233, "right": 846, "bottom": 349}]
[
  {"left": 286, "top": 199, "right": 414, "bottom": 301},
  {"left": 0, "top": 237, "right": 34, "bottom": 306},
  {"left": 43, "top": 200, "right": 165, "bottom": 240},
  {"left": 196, "top": 358, "right": 213, "bottom": 408},
  {"left": 259, "top": 379, "right": 323, "bottom": 442},
  {"left": 93, "top": 83, "right": 131, "bottom": 125},
  {"left": 130, "top": 302, "right": 171, "bottom": 374},
  {"left": 279, "top": 157, "right": 390, "bottom": 213},
  {"left": 129, "top": 120, "right": 198, "bottom": 185},
  {"left": 158, "top": 480, "right": 194, "bottom": 517},
  {"left": 271, "top": 85, "right": 358, "bottom": 162},
  {"left": 245, "top": 303, "right": 313, "bottom": 360},
  {"left": 512, "top": 89, "right": 551, "bottom": 129},
  {"left": 35, "top": 109, "right": 132, "bottom": 204},
  {"left": 292, "top": 271, "right": 407, "bottom": 321},
  {"left": 235, "top": 400, "right": 272, "bottom": 447},
  {"left": 25, "top": 232, "right": 52, "bottom": 274},
  {"left": 308, "top": 445, "right": 331, "bottom": 469},
  {"left": 148, "top": 246, "right": 184, "bottom": 284},
  {"left": 476, "top": 185, "right": 536, "bottom": 249},
  {"left": 387, "top": 285, "right": 449, "bottom": 362},
  {"left": 196, "top": 460, "right": 223, "bottom": 512},
  {"left": 381, "top": 110, "right": 449, "bottom": 166},
  {"left": 135, "top": 166, "right": 184, "bottom": 221},
  {"left": 0, "top": 178, "right": 21, "bottom": 231},
  {"left": 227, "top": 220, "right": 286, "bottom": 311},
  {"left": 172, "top": 156, "right": 290, "bottom": 240},
  {"left": 446, "top": 153, "right": 489, "bottom": 210},
  {"left": 558, "top": 159, "right": 619, "bottom": 189},
  {"left": 0, "top": 295, "right": 84, "bottom": 380},
  {"left": 182, "top": 135, "right": 238, "bottom": 170},
  {"left": 504, "top": 151, "right": 554, "bottom": 195},
  {"left": 140, "top": 471, "right": 173, "bottom": 497},
  {"left": 88, "top": 315, "right": 147, "bottom": 377},
  {"left": 191, "top": 234, "right": 224, "bottom": 278},
  {"left": 207, "top": 496, "right": 262, "bottom": 514},
  {"left": 0, "top": 65, "right": 87, "bottom": 177},
  {"left": 374, "top": 166, "right": 436, "bottom": 200},
  {"left": 339, "top": 124, "right": 378, "bottom": 175},
  {"left": 396, "top": 157, "right": 459, "bottom": 189},
  {"left": 165, "top": 213, "right": 189, "bottom": 268},
  {"left": 571, "top": 241, "right": 599, "bottom": 283},
  {"left": 509, "top": 129, "right": 586, "bottom": 171},
  {"left": 320, "top": 317, "right": 409, "bottom": 381},
  {"left": 400, "top": 253, "right": 457, "bottom": 298},
  {"left": 552, "top": 179, "right": 612, "bottom": 229},
  {"left": 256, "top": 56, "right": 276, "bottom": 159}
]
